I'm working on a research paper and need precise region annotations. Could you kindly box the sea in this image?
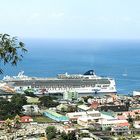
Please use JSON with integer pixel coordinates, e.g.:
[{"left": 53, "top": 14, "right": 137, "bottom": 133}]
[{"left": 1, "top": 38, "right": 140, "bottom": 95}]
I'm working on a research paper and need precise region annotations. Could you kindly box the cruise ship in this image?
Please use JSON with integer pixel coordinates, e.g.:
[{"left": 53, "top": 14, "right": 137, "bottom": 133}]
[{"left": 2, "top": 70, "right": 117, "bottom": 96}]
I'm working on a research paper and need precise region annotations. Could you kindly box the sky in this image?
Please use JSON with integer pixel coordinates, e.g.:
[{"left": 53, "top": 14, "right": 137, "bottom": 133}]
[{"left": 0, "top": 0, "right": 140, "bottom": 39}]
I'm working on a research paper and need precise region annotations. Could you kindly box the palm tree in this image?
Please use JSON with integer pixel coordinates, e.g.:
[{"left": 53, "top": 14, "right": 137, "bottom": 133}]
[
  {"left": 4, "top": 118, "right": 13, "bottom": 133},
  {"left": 13, "top": 115, "right": 21, "bottom": 129},
  {"left": 0, "top": 34, "right": 27, "bottom": 73}
]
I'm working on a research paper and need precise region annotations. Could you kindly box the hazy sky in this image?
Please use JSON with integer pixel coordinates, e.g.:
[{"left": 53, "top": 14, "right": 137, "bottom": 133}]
[{"left": 0, "top": 0, "right": 140, "bottom": 39}]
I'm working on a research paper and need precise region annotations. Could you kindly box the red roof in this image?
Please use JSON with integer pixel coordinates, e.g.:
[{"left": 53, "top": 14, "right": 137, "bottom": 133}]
[
  {"left": 21, "top": 116, "right": 32, "bottom": 119},
  {"left": 117, "top": 115, "right": 127, "bottom": 120},
  {"left": 117, "top": 122, "right": 130, "bottom": 127},
  {"left": 20, "top": 116, "right": 33, "bottom": 123},
  {"left": 90, "top": 101, "right": 99, "bottom": 109}
]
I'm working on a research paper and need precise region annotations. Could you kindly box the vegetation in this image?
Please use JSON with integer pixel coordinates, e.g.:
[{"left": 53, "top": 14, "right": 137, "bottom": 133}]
[
  {"left": 0, "top": 34, "right": 27, "bottom": 73},
  {"left": 60, "top": 131, "right": 77, "bottom": 140},
  {"left": 39, "top": 96, "right": 59, "bottom": 108},
  {"left": 60, "top": 105, "right": 77, "bottom": 113},
  {"left": 4, "top": 118, "right": 13, "bottom": 132},
  {"left": 82, "top": 96, "right": 93, "bottom": 103},
  {"left": 13, "top": 115, "right": 21, "bottom": 128},
  {"left": 135, "top": 115, "right": 140, "bottom": 121},
  {"left": 45, "top": 126, "right": 77, "bottom": 140},
  {"left": 33, "top": 116, "right": 54, "bottom": 123},
  {"left": 77, "top": 100, "right": 84, "bottom": 105},
  {"left": 105, "top": 127, "right": 112, "bottom": 131},
  {"left": 127, "top": 115, "right": 134, "bottom": 124},
  {"left": 46, "top": 126, "right": 57, "bottom": 140},
  {"left": 0, "top": 94, "right": 27, "bottom": 120},
  {"left": 118, "top": 137, "right": 127, "bottom": 140},
  {"left": 11, "top": 93, "right": 27, "bottom": 114},
  {"left": 24, "top": 89, "right": 37, "bottom": 97}
]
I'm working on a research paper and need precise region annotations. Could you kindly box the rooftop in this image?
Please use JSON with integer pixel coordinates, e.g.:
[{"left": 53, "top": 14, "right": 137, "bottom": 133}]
[
  {"left": 44, "top": 109, "right": 66, "bottom": 118},
  {"left": 78, "top": 105, "right": 91, "bottom": 111}
]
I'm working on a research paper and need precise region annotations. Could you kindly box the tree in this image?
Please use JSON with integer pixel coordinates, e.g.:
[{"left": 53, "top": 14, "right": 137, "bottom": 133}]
[
  {"left": 11, "top": 93, "right": 27, "bottom": 114},
  {"left": 82, "top": 96, "right": 93, "bottom": 103},
  {"left": 4, "top": 118, "right": 13, "bottom": 133},
  {"left": 60, "top": 131, "right": 77, "bottom": 140},
  {"left": 0, "top": 94, "right": 27, "bottom": 120},
  {"left": 67, "top": 105, "right": 77, "bottom": 112},
  {"left": 105, "top": 127, "right": 112, "bottom": 131},
  {"left": 11, "top": 93, "right": 27, "bottom": 106},
  {"left": 46, "top": 126, "right": 57, "bottom": 140},
  {"left": 13, "top": 115, "right": 21, "bottom": 128},
  {"left": 0, "top": 34, "right": 27, "bottom": 73},
  {"left": 60, "top": 131, "right": 68, "bottom": 140},
  {"left": 39, "top": 96, "right": 59, "bottom": 108},
  {"left": 0, "top": 98, "right": 15, "bottom": 120},
  {"left": 24, "top": 89, "right": 36, "bottom": 97},
  {"left": 118, "top": 137, "right": 127, "bottom": 140}
]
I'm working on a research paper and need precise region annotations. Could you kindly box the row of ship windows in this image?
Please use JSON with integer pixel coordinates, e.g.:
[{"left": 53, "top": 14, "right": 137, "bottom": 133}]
[{"left": 30, "top": 84, "right": 109, "bottom": 88}]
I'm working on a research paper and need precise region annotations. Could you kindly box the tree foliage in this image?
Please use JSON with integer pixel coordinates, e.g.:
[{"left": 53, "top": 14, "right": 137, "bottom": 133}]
[
  {"left": 0, "top": 94, "right": 27, "bottom": 120},
  {"left": 24, "top": 89, "right": 36, "bottom": 97},
  {"left": 46, "top": 126, "right": 57, "bottom": 140},
  {"left": 60, "top": 131, "right": 77, "bottom": 140},
  {"left": 82, "top": 96, "right": 93, "bottom": 103},
  {"left": 11, "top": 93, "right": 27, "bottom": 107},
  {"left": 39, "top": 96, "right": 59, "bottom": 108},
  {"left": 0, "top": 34, "right": 27, "bottom": 73}
]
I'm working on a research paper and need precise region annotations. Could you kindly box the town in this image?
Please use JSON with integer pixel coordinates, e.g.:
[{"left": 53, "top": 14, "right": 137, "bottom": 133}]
[{"left": 0, "top": 87, "right": 140, "bottom": 140}]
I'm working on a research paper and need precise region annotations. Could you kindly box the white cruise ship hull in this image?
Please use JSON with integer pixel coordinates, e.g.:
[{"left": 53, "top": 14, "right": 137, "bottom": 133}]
[{"left": 3, "top": 70, "right": 117, "bottom": 96}]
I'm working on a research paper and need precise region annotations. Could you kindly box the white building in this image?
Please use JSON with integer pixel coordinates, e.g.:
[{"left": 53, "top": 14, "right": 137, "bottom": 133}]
[
  {"left": 66, "top": 110, "right": 101, "bottom": 121},
  {"left": 98, "top": 119, "right": 129, "bottom": 130},
  {"left": 22, "top": 105, "right": 40, "bottom": 115},
  {"left": 77, "top": 105, "right": 91, "bottom": 112},
  {"left": 77, "top": 112, "right": 116, "bottom": 127}
]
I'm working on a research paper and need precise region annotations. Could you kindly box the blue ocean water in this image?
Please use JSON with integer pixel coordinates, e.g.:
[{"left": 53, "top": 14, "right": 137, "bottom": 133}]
[{"left": 1, "top": 39, "right": 140, "bottom": 95}]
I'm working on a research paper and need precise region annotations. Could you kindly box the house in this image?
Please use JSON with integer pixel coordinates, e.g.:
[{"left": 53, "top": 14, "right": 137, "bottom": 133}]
[
  {"left": 66, "top": 112, "right": 86, "bottom": 121},
  {"left": 56, "top": 104, "right": 69, "bottom": 111},
  {"left": 134, "top": 121, "right": 140, "bottom": 129},
  {"left": 90, "top": 101, "right": 99, "bottom": 110},
  {"left": 22, "top": 105, "right": 40, "bottom": 115},
  {"left": 63, "top": 91, "right": 78, "bottom": 100},
  {"left": 77, "top": 105, "right": 91, "bottom": 112},
  {"left": 117, "top": 115, "right": 127, "bottom": 120},
  {"left": 122, "top": 111, "right": 136, "bottom": 118},
  {"left": 61, "top": 125, "right": 76, "bottom": 133},
  {"left": 112, "top": 122, "right": 130, "bottom": 132},
  {"left": 66, "top": 110, "right": 101, "bottom": 121},
  {"left": 98, "top": 119, "right": 129, "bottom": 130},
  {"left": 43, "top": 110, "right": 69, "bottom": 122},
  {"left": 20, "top": 116, "right": 33, "bottom": 123},
  {"left": 77, "top": 116, "right": 96, "bottom": 127}
]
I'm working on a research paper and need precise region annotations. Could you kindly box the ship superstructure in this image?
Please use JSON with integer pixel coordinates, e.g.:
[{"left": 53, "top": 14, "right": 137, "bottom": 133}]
[{"left": 2, "top": 70, "right": 117, "bottom": 95}]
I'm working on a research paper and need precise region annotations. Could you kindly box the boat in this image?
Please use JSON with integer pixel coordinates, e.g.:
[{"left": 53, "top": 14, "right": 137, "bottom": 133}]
[
  {"left": 2, "top": 70, "right": 117, "bottom": 96},
  {"left": 133, "top": 90, "right": 140, "bottom": 96},
  {"left": 122, "top": 69, "right": 128, "bottom": 77}
]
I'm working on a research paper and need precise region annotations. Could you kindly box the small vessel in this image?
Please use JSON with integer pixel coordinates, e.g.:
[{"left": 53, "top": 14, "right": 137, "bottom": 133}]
[
  {"left": 133, "top": 90, "right": 140, "bottom": 96},
  {"left": 122, "top": 73, "right": 127, "bottom": 77},
  {"left": 2, "top": 70, "right": 117, "bottom": 96},
  {"left": 122, "top": 69, "right": 128, "bottom": 77}
]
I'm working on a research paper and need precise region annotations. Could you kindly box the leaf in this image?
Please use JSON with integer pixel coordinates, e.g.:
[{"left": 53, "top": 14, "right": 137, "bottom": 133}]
[
  {"left": 0, "top": 34, "right": 27, "bottom": 73},
  {"left": 0, "top": 68, "right": 3, "bottom": 74}
]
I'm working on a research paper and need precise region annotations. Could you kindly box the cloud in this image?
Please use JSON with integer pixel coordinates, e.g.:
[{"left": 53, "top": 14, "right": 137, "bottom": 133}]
[
  {"left": 49, "top": 11, "right": 65, "bottom": 19},
  {"left": 30, "top": 12, "right": 40, "bottom": 21}
]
